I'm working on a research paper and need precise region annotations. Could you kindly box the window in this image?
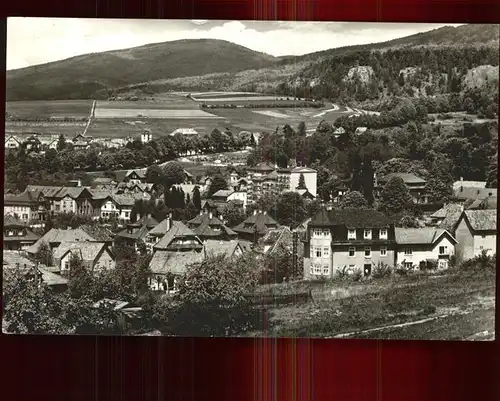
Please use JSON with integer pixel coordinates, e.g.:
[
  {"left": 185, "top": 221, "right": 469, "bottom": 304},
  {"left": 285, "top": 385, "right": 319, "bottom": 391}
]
[
  {"left": 322, "top": 265, "right": 330, "bottom": 275},
  {"left": 439, "top": 246, "right": 448, "bottom": 255},
  {"left": 315, "top": 247, "right": 322, "bottom": 258},
  {"left": 64, "top": 261, "right": 69, "bottom": 271},
  {"left": 403, "top": 262, "right": 413, "bottom": 270},
  {"left": 404, "top": 248, "right": 413, "bottom": 255},
  {"left": 348, "top": 229, "right": 356, "bottom": 240},
  {"left": 379, "top": 229, "right": 388, "bottom": 239},
  {"left": 438, "top": 260, "right": 448, "bottom": 269},
  {"left": 7, "top": 231, "right": 13, "bottom": 236},
  {"left": 348, "top": 247, "right": 356, "bottom": 257},
  {"left": 364, "top": 247, "right": 372, "bottom": 258},
  {"left": 313, "top": 264, "right": 322, "bottom": 275},
  {"left": 380, "top": 247, "right": 387, "bottom": 257},
  {"left": 364, "top": 229, "right": 372, "bottom": 240},
  {"left": 309, "top": 248, "right": 314, "bottom": 258},
  {"left": 323, "top": 247, "right": 330, "bottom": 258},
  {"left": 313, "top": 229, "right": 323, "bottom": 237}
]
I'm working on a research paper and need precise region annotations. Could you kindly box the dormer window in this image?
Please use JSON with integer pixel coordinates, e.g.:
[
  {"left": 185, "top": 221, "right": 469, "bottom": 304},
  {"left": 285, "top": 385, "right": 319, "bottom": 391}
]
[
  {"left": 347, "top": 229, "right": 356, "bottom": 240},
  {"left": 364, "top": 229, "right": 372, "bottom": 240},
  {"left": 7, "top": 230, "right": 14, "bottom": 237},
  {"left": 379, "top": 229, "right": 388, "bottom": 240}
]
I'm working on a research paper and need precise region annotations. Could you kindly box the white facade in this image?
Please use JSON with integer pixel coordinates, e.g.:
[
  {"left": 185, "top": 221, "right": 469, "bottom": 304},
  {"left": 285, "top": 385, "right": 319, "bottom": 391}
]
[
  {"left": 4, "top": 206, "right": 31, "bottom": 222},
  {"left": 5, "top": 136, "right": 20, "bottom": 149},
  {"left": 289, "top": 168, "right": 317, "bottom": 197},
  {"left": 60, "top": 196, "right": 77, "bottom": 214},
  {"left": 60, "top": 249, "right": 115, "bottom": 273},
  {"left": 228, "top": 191, "right": 248, "bottom": 209},
  {"left": 100, "top": 199, "right": 120, "bottom": 219},
  {"left": 396, "top": 235, "right": 456, "bottom": 270},
  {"left": 308, "top": 228, "right": 333, "bottom": 277}
]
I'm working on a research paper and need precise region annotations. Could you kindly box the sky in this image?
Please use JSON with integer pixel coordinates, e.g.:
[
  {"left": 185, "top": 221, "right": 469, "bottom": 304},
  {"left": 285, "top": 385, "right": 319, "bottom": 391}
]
[{"left": 6, "top": 18, "right": 464, "bottom": 70}]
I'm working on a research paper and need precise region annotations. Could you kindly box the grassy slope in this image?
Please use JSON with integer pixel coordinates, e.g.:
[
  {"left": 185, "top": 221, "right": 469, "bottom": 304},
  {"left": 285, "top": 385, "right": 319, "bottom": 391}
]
[{"left": 265, "top": 270, "right": 495, "bottom": 340}]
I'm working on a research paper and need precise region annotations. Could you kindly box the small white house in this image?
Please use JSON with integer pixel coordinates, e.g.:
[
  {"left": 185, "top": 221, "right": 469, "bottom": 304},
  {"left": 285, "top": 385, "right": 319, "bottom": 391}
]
[
  {"left": 395, "top": 227, "right": 457, "bottom": 270},
  {"left": 54, "top": 241, "right": 116, "bottom": 273}
]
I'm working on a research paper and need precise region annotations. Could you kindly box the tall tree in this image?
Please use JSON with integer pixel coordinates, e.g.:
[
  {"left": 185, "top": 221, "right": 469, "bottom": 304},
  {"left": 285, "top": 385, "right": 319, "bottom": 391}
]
[
  {"left": 378, "top": 177, "right": 413, "bottom": 215},
  {"left": 275, "top": 192, "right": 308, "bottom": 229},
  {"left": 338, "top": 191, "right": 368, "bottom": 209},
  {"left": 192, "top": 186, "right": 202, "bottom": 210},
  {"left": 162, "top": 162, "right": 186, "bottom": 189},
  {"left": 296, "top": 173, "right": 307, "bottom": 190},
  {"left": 56, "top": 134, "right": 66, "bottom": 152},
  {"left": 207, "top": 174, "right": 228, "bottom": 198},
  {"left": 36, "top": 241, "right": 53, "bottom": 266},
  {"left": 297, "top": 121, "right": 307, "bottom": 136}
]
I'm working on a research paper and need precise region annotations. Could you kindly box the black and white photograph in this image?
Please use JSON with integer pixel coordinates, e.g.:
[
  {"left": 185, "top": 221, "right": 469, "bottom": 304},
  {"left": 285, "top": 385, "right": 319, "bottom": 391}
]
[{"left": 3, "top": 18, "right": 498, "bottom": 339}]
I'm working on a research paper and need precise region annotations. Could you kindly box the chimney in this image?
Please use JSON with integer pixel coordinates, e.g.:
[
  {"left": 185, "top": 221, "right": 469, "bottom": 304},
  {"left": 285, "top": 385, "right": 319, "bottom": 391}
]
[
  {"left": 147, "top": 213, "right": 152, "bottom": 219},
  {"left": 166, "top": 214, "right": 171, "bottom": 232},
  {"left": 460, "top": 177, "right": 463, "bottom": 182},
  {"left": 209, "top": 211, "right": 213, "bottom": 219},
  {"left": 263, "top": 211, "right": 267, "bottom": 215},
  {"left": 199, "top": 210, "right": 203, "bottom": 216},
  {"left": 253, "top": 209, "right": 257, "bottom": 216}
]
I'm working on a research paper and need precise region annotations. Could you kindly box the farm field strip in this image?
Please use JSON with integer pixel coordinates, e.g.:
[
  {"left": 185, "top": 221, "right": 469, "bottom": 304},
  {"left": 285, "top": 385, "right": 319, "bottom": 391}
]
[
  {"left": 93, "top": 108, "right": 222, "bottom": 119},
  {"left": 253, "top": 110, "right": 290, "bottom": 118},
  {"left": 193, "top": 96, "right": 283, "bottom": 102},
  {"left": 96, "top": 98, "right": 199, "bottom": 110}
]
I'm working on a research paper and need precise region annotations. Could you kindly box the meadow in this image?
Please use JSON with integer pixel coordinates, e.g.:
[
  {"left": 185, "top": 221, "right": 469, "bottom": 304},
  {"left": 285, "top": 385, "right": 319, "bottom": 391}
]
[{"left": 6, "top": 100, "right": 93, "bottom": 119}]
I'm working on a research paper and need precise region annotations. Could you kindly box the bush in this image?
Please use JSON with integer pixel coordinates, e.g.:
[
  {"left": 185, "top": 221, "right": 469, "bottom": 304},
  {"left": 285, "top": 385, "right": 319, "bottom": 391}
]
[
  {"left": 372, "top": 262, "right": 392, "bottom": 279},
  {"left": 459, "top": 251, "right": 496, "bottom": 271},
  {"left": 395, "top": 263, "right": 413, "bottom": 276}
]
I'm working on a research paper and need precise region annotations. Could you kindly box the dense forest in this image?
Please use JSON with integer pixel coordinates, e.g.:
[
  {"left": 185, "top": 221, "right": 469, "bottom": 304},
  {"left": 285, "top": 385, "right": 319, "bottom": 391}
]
[{"left": 276, "top": 46, "right": 499, "bottom": 107}]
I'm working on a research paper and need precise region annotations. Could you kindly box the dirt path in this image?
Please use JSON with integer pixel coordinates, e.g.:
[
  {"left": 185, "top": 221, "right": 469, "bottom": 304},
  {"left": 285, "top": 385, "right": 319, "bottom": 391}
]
[{"left": 312, "top": 104, "right": 340, "bottom": 118}]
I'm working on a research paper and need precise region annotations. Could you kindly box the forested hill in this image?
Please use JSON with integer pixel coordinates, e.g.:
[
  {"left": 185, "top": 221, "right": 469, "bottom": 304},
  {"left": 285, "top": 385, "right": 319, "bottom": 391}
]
[{"left": 6, "top": 24, "right": 499, "bottom": 101}]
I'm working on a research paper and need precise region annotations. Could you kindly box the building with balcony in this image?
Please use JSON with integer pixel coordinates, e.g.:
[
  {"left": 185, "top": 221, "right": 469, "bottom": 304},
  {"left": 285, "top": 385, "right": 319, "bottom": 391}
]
[{"left": 303, "top": 207, "right": 396, "bottom": 279}]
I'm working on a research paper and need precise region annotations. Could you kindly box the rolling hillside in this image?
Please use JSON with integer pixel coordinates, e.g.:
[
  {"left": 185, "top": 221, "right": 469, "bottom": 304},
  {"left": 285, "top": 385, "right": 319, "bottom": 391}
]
[
  {"left": 6, "top": 24, "right": 499, "bottom": 101},
  {"left": 6, "top": 39, "right": 278, "bottom": 101}
]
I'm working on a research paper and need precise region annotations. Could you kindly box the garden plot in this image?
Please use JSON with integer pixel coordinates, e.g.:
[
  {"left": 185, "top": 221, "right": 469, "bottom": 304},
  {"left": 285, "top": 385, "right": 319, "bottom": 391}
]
[{"left": 93, "top": 108, "right": 222, "bottom": 119}]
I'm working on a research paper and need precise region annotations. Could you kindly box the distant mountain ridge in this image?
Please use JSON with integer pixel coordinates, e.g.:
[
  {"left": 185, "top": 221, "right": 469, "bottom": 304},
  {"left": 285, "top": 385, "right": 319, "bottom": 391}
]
[{"left": 6, "top": 24, "right": 499, "bottom": 101}]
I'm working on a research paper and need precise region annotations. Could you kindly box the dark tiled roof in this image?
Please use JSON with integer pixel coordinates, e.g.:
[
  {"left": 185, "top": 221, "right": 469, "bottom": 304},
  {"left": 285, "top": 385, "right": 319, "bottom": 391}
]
[
  {"left": 188, "top": 213, "right": 237, "bottom": 238},
  {"left": 379, "top": 173, "right": 427, "bottom": 185},
  {"left": 4, "top": 191, "right": 38, "bottom": 206},
  {"left": 25, "top": 185, "right": 64, "bottom": 198},
  {"left": 136, "top": 215, "right": 160, "bottom": 229},
  {"left": 53, "top": 242, "right": 108, "bottom": 263},
  {"left": 395, "top": 227, "right": 456, "bottom": 245},
  {"left": 310, "top": 207, "right": 392, "bottom": 228},
  {"left": 154, "top": 221, "right": 200, "bottom": 250},
  {"left": 464, "top": 210, "right": 497, "bottom": 231},
  {"left": 149, "top": 250, "right": 204, "bottom": 275},
  {"left": 79, "top": 224, "right": 115, "bottom": 242},
  {"left": 438, "top": 204, "right": 464, "bottom": 232},
  {"left": 233, "top": 212, "right": 279, "bottom": 236},
  {"left": 3, "top": 251, "right": 36, "bottom": 268},
  {"left": 25, "top": 228, "right": 95, "bottom": 253},
  {"left": 204, "top": 240, "right": 241, "bottom": 258},
  {"left": 115, "top": 225, "right": 150, "bottom": 241}
]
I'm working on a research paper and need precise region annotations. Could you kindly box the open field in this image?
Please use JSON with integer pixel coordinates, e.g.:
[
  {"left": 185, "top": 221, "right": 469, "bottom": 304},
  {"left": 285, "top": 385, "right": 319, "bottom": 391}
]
[
  {"left": 94, "top": 108, "right": 221, "bottom": 119},
  {"left": 86, "top": 118, "right": 241, "bottom": 138},
  {"left": 256, "top": 269, "right": 495, "bottom": 340},
  {"left": 190, "top": 92, "right": 269, "bottom": 99},
  {"left": 97, "top": 95, "right": 198, "bottom": 110},
  {"left": 6, "top": 100, "right": 93, "bottom": 119},
  {"left": 6, "top": 95, "right": 354, "bottom": 139},
  {"left": 5, "top": 122, "right": 87, "bottom": 137}
]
